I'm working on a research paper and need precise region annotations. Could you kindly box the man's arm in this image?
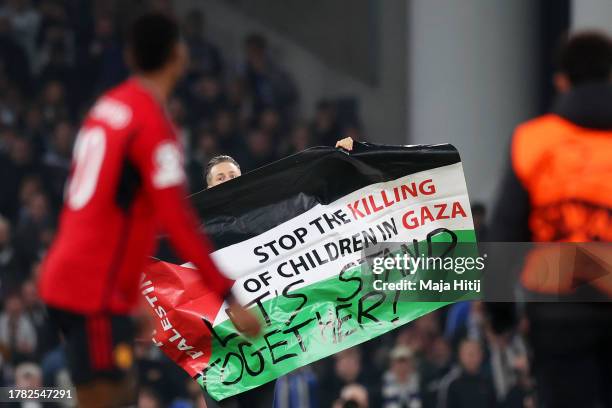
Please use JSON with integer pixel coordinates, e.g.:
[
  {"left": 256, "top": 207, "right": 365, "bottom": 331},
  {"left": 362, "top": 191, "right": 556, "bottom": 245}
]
[{"left": 335, "top": 137, "right": 354, "bottom": 151}]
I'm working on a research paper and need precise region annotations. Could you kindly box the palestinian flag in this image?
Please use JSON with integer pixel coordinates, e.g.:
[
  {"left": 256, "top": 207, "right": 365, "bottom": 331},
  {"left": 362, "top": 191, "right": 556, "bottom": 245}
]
[{"left": 142, "top": 143, "right": 475, "bottom": 400}]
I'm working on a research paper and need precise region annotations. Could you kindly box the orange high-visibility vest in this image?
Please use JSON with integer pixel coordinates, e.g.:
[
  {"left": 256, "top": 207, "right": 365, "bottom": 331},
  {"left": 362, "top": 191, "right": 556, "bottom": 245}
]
[{"left": 511, "top": 114, "right": 612, "bottom": 294}]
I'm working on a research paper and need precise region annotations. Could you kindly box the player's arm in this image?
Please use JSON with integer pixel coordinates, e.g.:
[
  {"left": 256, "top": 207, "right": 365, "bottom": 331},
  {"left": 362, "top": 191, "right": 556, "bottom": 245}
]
[{"left": 131, "top": 118, "right": 260, "bottom": 336}]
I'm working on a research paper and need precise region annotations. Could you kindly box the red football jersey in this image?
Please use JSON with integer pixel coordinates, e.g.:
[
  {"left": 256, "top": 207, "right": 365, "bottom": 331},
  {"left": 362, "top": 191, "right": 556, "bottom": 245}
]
[{"left": 39, "top": 78, "right": 233, "bottom": 314}]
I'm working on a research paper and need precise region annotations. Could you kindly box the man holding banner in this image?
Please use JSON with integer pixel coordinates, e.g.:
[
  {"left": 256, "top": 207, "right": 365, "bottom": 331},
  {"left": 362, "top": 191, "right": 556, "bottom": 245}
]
[
  {"left": 203, "top": 137, "right": 354, "bottom": 190},
  {"left": 198, "top": 138, "right": 355, "bottom": 407},
  {"left": 143, "top": 139, "right": 477, "bottom": 402}
]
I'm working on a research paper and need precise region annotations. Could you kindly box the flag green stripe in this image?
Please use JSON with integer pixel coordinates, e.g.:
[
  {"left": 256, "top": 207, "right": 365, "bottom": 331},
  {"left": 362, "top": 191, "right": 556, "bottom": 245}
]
[{"left": 201, "top": 229, "right": 477, "bottom": 400}]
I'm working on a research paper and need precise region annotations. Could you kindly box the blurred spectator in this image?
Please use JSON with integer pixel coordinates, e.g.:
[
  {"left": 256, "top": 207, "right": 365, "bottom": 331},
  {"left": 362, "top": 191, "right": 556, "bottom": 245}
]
[
  {"left": 437, "top": 339, "right": 496, "bottom": 408},
  {"left": 239, "top": 33, "right": 298, "bottom": 122},
  {"left": 0, "top": 0, "right": 41, "bottom": 63},
  {"left": 15, "top": 192, "right": 52, "bottom": 264},
  {"left": 212, "top": 108, "right": 248, "bottom": 161},
  {"left": 395, "top": 326, "right": 425, "bottom": 357},
  {"left": 381, "top": 346, "right": 422, "bottom": 408},
  {"left": 13, "top": 362, "right": 44, "bottom": 407},
  {"left": 17, "top": 175, "right": 43, "bottom": 217},
  {"left": 171, "top": 380, "right": 208, "bottom": 408},
  {"left": 0, "top": 293, "right": 37, "bottom": 364},
  {"left": 444, "top": 301, "right": 485, "bottom": 349},
  {"left": 10, "top": 135, "right": 35, "bottom": 172},
  {"left": 22, "top": 105, "right": 46, "bottom": 158},
  {"left": 485, "top": 327, "right": 530, "bottom": 407},
  {"left": 0, "top": 135, "right": 38, "bottom": 222},
  {"left": 320, "top": 347, "right": 369, "bottom": 408},
  {"left": 243, "top": 128, "right": 275, "bottom": 171},
  {"left": 14, "top": 361, "right": 42, "bottom": 386},
  {"left": 0, "top": 215, "right": 24, "bottom": 293},
  {"left": 168, "top": 96, "right": 191, "bottom": 156},
  {"left": 258, "top": 107, "right": 284, "bottom": 146},
  {"left": 136, "top": 338, "right": 189, "bottom": 406},
  {"left": 274, "top": 367, "right": 319, "bottom": 408},
  {"left": 333, "top": 383, "right": 370, "bottom": 408},
  {"left": 0, "top": 83, "right": 24, "bottom": 127},
  {"left": 20, "top": 279, "right": 50, "bottom": 353},
  {"left": 0, "top": 14, "right": 31, "bottom": 93},
  {"left": 182, "top": 9, "right": 223, "bottom": 78},
  {"left": 341, "top": 124, "right": 362, "bottom": 143},
  {"left": 187, "top": 126, "right": 219, "bottom": 192},
  {"left": 426, "top": 336, "right": 452, "bottom": 373},
  {"left": 226, "top": 77, "right": 253, "bottom": 126},
  {"left": 41, "top": 119, "right": 73, "bottom": 207},
  {"left": 138, "top": 387, "right": 164, "bottom": 408},
  {"left": 282, "top": 123, "right": 313, "bottom": 156},
  {"left": 420, "top": 337, "right": 452, "bottom": 408},
  {"left": 187, "top": 74, "right": 227, "bottom": 124},
  {"left": 37, "top": 42, "right": 74, "bottom": 92},
  {"left": 0, "top": 125, "right": 17, "bottom": 153},
  {"left": 311, "top": 100, "right": 341, "bottom": 146},
  {"left": 35, "top": 2, "right": 74, "bottom": 75},
  {"left": 38, "top": 80, "right": 70, "bottom": 126},
  {"left": 413, "top": 312, "right": 442, "bottom": 354},
  {"left": 81, "top": 13, "right": 127, "bottom": 100}
]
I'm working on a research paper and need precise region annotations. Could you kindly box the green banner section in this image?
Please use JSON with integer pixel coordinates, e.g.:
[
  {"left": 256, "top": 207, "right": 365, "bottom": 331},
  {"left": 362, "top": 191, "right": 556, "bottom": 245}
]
[{"left": 201, "top": 229, "right": 479, "bottom": 400}]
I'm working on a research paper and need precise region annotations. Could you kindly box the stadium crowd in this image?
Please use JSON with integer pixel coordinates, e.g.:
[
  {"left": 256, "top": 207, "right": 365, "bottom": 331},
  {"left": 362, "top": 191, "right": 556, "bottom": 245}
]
[{"left": 0, "top": 1, "right": 531, "bottom": 407}]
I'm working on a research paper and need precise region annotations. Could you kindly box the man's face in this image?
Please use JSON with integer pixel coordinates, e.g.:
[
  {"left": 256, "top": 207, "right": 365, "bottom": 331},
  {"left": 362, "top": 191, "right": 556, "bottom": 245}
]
[{"left": 207, "top": 162, "right": 241, "bottom": 188}]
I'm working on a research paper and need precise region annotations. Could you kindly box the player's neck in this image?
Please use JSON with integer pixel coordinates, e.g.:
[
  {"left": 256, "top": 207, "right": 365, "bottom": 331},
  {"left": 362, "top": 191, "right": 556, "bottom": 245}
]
[{"left": 136, "top": 73, "right": 175, "bottom": 105}]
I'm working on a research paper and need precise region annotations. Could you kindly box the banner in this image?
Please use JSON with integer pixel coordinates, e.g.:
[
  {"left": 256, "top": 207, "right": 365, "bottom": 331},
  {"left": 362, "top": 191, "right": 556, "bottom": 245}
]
[{"left": 141, "top": 143, "right": 475, "bottom": 400}]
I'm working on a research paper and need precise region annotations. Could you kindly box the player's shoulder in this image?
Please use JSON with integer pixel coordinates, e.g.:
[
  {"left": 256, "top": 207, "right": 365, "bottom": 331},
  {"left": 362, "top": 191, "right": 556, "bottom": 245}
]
[{"left": 89, "top": 79, "right": 158, "bottom": 131}]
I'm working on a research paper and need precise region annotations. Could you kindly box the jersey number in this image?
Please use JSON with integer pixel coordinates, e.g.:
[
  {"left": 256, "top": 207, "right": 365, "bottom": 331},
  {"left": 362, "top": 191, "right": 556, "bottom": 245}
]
[{"left": 67, "top": 127, "right": 106, "bottom": 210}]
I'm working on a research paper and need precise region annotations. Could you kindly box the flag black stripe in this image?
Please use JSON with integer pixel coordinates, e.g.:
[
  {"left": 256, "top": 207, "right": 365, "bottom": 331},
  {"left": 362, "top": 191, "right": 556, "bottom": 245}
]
[{"left": 192, "top": 143, "right": 461, "bottom": 251}]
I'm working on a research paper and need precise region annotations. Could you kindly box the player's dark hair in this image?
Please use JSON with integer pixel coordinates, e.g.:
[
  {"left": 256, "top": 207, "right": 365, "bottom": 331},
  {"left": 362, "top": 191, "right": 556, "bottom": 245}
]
[
  {"left": 205, "top": 155, "right": 241, "bottom": 186},
  {"left": 556, "top": 31, "right": 612, "bottom": 85},
  {"left": 128, "top": 12, "right": 180, "bottom": 72}
]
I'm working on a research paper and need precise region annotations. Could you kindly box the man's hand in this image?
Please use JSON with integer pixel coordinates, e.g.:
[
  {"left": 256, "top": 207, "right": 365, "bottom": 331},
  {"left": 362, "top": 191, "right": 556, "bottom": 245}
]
[
  {"left": 335, "top": 137, "right": 354, "bottom": 151},
  {"left": 226, "top": 296, "right": 261, "bottom": 337}
]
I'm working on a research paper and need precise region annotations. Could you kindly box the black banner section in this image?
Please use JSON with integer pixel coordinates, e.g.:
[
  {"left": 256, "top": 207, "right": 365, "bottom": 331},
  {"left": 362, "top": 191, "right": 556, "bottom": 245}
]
[{"left": 191, "top": 143, "right": 460, "bottom": 250}]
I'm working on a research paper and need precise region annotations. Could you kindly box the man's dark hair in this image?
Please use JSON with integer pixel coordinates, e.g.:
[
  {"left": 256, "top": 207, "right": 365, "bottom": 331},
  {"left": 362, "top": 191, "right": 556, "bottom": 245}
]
[
  {"left": 556, "top": 31, "right": 612, "bottom": 85},
  {"left": 205, "top": 155, "right": 240, "bottom": 186},
  {"left": 128, "top": 12, "right": 180, "bottom": 72}
]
